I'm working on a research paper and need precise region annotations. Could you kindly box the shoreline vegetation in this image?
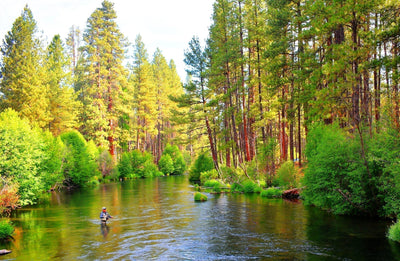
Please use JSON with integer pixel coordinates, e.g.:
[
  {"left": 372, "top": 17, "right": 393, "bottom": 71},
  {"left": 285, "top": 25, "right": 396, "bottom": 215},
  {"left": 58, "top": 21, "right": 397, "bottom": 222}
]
[{"left": 1, "top": 0, "right": 400, "bottom": 244}]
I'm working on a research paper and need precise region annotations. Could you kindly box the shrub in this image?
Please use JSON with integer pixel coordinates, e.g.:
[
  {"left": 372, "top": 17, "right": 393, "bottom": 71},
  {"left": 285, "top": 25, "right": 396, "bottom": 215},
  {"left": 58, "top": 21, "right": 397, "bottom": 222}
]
[
  {"left": 274, "top": 161, "right": 296, "bottom": 189},
  {"left": 40, "top": 133, "right": 65, "bottom": 191},
  {"left": 97, "top": 149, "right": 115, "bottom": 179},
  {"left": 231, "top": 183, "right": 244, "bottom": 193},
  {"left": 173, "top": 155, "right": 187, "bottom": 175},
  {"left": 200, "top": 169, "right": 218, "bottom": 185},
  {"left": 194, "top": 192, "right": 208, "bottom": 202},
  {"left": 0, "top": 109, "right": 46, "bottom": 205},
  {"left": 242, "top": 180, "right": 260, "bottom": 193},
  {"left": 0, "top": 181, "right": 19, "bottom": 215},
  {"left": 220, "top": 165, "right": 238, "bottom": 184},
  {"left": 388, "top": 220, "right": 400, "bottom": 242},
  {"left": 162, "top": 144, "right": 187, "bottom": 175},
  {"left": 189, "top": 153, "right": 214, "bottom": 181},
  {"left": 0, "top": 220, "right": 14, "bottom": 240},
  {"left": 303, "top": 124, "right": 368, "bottom": 215},
  {"left": 158, "top": 154, "right": 174, "bottom": 175},
  {"left": 142, "top": 160, "right": 160, "bottom": 178},
  {"left": 118, "top": 152, "right": 133, "bottom": 179},
  {"left": 60, "top": 130, "right": 98, "bottom": 187},
  {"left": 261, "top": 187, "right": 283, "bottom": 198}
]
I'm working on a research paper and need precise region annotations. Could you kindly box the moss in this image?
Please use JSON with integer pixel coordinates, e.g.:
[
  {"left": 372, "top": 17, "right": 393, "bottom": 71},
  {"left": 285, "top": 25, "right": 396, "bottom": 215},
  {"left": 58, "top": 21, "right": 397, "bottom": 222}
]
[{"left": 194, "top": 192, "right": 208, "bottom": 202}]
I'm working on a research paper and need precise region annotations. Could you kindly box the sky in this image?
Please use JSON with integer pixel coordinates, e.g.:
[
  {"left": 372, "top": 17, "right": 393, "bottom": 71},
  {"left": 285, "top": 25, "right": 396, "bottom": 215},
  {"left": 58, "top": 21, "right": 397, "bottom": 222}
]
[{"left": 0, "top": 0, "right": 215, "bottom": 81}]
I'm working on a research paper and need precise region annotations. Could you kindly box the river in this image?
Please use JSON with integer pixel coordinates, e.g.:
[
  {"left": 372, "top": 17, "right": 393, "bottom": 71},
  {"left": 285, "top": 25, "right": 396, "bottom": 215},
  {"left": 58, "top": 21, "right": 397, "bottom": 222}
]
[{"left": 1, "top": 175, "right": 399, "bottom": 260}]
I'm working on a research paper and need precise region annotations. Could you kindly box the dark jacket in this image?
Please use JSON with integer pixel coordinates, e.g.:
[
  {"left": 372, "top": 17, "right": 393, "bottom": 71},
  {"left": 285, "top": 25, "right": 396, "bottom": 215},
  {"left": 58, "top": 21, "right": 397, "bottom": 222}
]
[{"left": 100, "top": 211, "right": 112, "bottom": 222}]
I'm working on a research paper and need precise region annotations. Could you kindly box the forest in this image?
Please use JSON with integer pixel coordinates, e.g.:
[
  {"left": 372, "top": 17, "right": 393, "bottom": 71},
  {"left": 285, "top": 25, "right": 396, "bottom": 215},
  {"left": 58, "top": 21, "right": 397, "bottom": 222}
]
[{"left": 1, "top": 0, "right": 400, "bottom": 237}]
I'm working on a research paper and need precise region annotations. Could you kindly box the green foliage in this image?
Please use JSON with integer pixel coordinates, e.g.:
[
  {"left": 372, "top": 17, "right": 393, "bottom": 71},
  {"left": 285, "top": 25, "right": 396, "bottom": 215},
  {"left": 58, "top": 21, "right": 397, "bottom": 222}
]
[
  {"left": 117, "top": 150, "right": 162, "bottom": 179},
  {"left": 0, "top": 109, "right": 47, "bottom": 205},
  {"left": 158, "top": 154, "right": 174, "bottom": 175},
  {"left": 189, "top": 153, "right": 215, "bottom": 181},
  {"left": 274, "top": 161, "right": 296, "bottom": 189},
  {"left": 261, "top": 187, "right": 283, "bottom": 198},
  {"left": 231, "top": 183, "right": 244, "bottom": 193},
  {"left": 39, "top": 132, "right": 65, "bottom": 191},
  {"left": 194, "top": 192, "right": 208, "bottom": 202},
  {"left": 203, "top": 179, "right": 226, "bottom": 193},
  {"left": 303, "top": 124, "right": 370, "bottom": 215},
  {"left": 60, "top": 130, "right": 98, "bottom": 187},
  {"left": 388, "top": 220, "right": 400, "bottom": 242},
  {"left": 97, "top": 148, "right": 115, "bottom": 178},
  {"left": 173, "top": 155, "right": 187, "bottom": 175},
  {"left": 118, "top": 152, "right": 133, "bottom": 179},
  {"left": 142, "top": 160, "right": 161, "bottom": 178},
  {"left": 0, "top": 220, "right": 14, "bottom": 239},
  {"left": 369, "top": 127, "right": 400, "bottom": 217},
  {"left": 162, "top": 144, "right": 187, "bottom": 175},
  {"left": 200, "top": 169, "right": 218, "bottom": 185},
  {"left": 220, "top": 165, "right": 239, "bottom": 184},
  {"left": 242, "top": 180, "right": 260, "bottom": 194},
  {"left": 0, "top": 6, "right": 49, "bottom": 128}
]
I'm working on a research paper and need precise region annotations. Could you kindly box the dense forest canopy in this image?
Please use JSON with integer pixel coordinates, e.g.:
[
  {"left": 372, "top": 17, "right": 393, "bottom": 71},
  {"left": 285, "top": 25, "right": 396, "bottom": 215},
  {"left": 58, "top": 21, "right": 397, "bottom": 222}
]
[{"left": 1, "top": 0, "right": 400, "bottom": 220}]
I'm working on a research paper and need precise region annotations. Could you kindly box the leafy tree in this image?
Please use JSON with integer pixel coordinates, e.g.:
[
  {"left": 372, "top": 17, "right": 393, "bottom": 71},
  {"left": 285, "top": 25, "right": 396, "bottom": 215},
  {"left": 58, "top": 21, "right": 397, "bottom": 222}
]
[
  {"left": 60, "top": 130, "right": 98, "bottom": 187},
  {"left": 158, "top": 154, "right": 174, "bottom": 175},
  {"left": 0, "top": 109, "right": 46, "bottom": 205},
  {"left": 189, "top": 153, "right": 215, "bottom": 181}
]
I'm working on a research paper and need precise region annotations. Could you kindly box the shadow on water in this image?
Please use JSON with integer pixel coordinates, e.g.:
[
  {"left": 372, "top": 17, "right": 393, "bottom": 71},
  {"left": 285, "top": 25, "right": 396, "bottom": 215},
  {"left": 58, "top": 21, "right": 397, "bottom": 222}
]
[{"left": 1, "top": 175, "right": 400, "bottom": 260}]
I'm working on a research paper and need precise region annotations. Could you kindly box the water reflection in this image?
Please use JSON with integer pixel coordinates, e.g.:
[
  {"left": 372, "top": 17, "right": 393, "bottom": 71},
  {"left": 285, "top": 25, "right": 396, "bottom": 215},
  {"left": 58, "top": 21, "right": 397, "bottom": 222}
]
[{"left": 1, "top": 176, "right": 399, "bottom": 260}]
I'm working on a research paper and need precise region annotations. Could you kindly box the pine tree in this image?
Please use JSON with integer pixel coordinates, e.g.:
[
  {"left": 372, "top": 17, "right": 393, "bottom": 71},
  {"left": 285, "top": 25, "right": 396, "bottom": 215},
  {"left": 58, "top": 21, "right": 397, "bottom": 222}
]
[
  {"left": 45, "top": 35, "right": 80, "bottom": 136},
  {"left": 80, "top": 0, "right": 129, "bottom": 159},
  {"left": 130, "top": 35, "right": 157, "bottom": 152},
  {"left": 0, "top": 5, "right": 49, "bottom": 127}
]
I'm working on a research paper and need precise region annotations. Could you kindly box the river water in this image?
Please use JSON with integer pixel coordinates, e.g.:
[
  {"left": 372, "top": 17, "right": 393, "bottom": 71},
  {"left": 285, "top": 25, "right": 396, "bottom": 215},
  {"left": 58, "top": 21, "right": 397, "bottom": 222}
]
[{"left": 1, "top": 175, "right": 399, "bottom": 260}]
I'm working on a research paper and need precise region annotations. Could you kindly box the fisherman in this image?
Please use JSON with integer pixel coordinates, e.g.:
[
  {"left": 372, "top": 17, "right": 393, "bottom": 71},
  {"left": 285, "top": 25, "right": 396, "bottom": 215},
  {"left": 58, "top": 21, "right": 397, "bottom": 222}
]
[{"left": 100, "top": 207, "right": 113, "bottom": 223}]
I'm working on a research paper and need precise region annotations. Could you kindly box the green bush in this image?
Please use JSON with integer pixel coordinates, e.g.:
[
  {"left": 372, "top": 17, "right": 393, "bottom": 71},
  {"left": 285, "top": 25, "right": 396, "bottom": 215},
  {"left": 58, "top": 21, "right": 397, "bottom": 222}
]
[
  {"left": 303, "top": 124, "right": 368, "bottom": 215},
  {"left": 200, "top": 169, "right": 218, "bottom": 185},
  {"left": 242, "top": 180, "right": 259, "bottom": 193},
  {"left": 370, "top": 127, "right": 400, "bottom": 217},
  {"left": 220, "top": 165, "right": 238, "bottom": 184},
  {"left": 194, "top": 192, "right": 208, "bottom": 202},
  {"left": 162, "top": 144, "right": 187, "bottom": 175},
  {"left": 388, "top": 220, "right": 400, "bottom": 242},
  {"left": 0, "top": 220, "right": 14, "bottom": 240},
  {"left": 274, "top": 161, "right": 296, "bottom": 189},
  {"left": 40, "top": 133, "right": 65, "bottom": 191},
  {"left": 142, "top": 160, "right": 160, "bottom": 178},
  {"left": 0, "top": 109, "right": 47, "bottom": 205},
  {"left": 118, "top": 152, "right": 133, "bottom": 179},
  {"left": 231, "top": 183, "right": 244, "bottom": 193},
  {"left": 189, "top": 153, "right": 214, "bottom": 181},
  {"left": 261, "top": 187, "right": 283, "bottom": 198},
  {"left": 158, "top": 154, "right": 174, "bottom": 175},
  {"left": 173, "top": 155, "right": 187, "bottom": 175},
  {"left": 60, "top": 130, "right": 98, "bottom": 187}
]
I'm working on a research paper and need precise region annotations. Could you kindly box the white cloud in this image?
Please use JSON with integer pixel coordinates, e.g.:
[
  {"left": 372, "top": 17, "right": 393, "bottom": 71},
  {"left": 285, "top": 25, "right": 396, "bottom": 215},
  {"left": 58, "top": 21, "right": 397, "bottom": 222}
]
[{"left": 0, "top": 0, "right": 214, "bottom": 80}]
